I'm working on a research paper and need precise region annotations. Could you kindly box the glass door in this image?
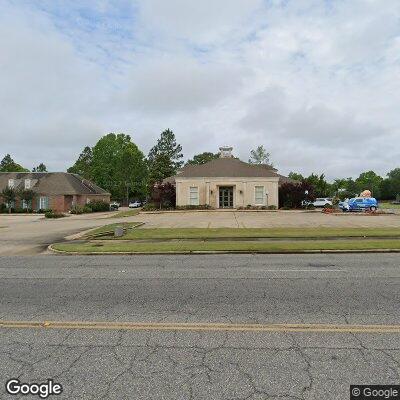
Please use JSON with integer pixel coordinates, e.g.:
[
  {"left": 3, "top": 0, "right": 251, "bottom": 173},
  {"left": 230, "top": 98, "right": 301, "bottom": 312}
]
[{"left": 219, "top": 187, "right": 233, "bottom": 208}]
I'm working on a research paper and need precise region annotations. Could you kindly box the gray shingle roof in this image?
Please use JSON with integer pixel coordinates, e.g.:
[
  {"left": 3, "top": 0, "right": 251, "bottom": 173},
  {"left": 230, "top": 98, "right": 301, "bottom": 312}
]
[
  {"left": 0, "top": 172, "right": 110, "bottom": 195},
  {"left": 175, "top": 158, "right": 280, "bottom": 178}
]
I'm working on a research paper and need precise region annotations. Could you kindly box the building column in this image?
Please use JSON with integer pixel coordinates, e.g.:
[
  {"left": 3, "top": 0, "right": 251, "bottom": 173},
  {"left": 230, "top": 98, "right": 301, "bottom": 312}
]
[
  {"left": 206, "top": 182, "right": 210, "bottom": 205},
  {"left": 242, "top": 181, "right": 247, "bottom": 207}
]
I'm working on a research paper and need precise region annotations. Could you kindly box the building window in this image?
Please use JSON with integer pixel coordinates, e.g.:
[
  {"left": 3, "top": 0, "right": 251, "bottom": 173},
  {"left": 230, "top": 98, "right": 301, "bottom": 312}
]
[
  {"left": 255, "top": 186, "right": 264, "bottom": 205},
  {"left": 24, "top": 179, "right": 31, "bottom": 189},
  {"left": 189, "top": 186, "right": 199, "bottom": 205},
  {"left": 8, "top": 179, "right": 15, "bottom": 189},
  {"left": 39, "top": 196, "right": 49, "bottom": 210},
  {"left": 22, "top": 200, "right": 27, "bottom": 209}
]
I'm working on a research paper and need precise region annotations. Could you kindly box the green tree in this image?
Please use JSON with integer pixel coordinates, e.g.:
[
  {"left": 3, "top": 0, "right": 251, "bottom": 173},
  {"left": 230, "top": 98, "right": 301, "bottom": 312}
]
[
  {"left": 148, "top": 129, "right": 183, "bottom": 185},
  {"left": 248, "top": 145, "right": 272, "bottom": 165},
  {"left": 148, "top": 153, "right": 176, "bottom": 186},
  {"left": 355, "top": 171, "right": 383, "bottom": 198},
  {"left": 1, "top": 187, "right": 16, "bottom": 213},
  {"left": 19, "top": 189, "right": 35, "bottom": 210},
  {"left": 90, "top": 133, "right": 147, "bottom": 202},
  {"left": 0, "top": 154, "right": 28, "bottom": 172},
  {"left": 380, "top": 168, "right": 400, "bottom": 199},
  {"left": 186, "top": 152, "right": 219, "bottom": 165},
  {"left": 32, "top": 163, "right": 47, "bottom": 172},
  {"left": 67, "top": 146, "right": 93, "bottom": 178},
  {"left": 288, "top": 172, "right": 304, "bottom": 181},
  {"left": 304, "top": 173, "right": 330, "bottom": 197}
]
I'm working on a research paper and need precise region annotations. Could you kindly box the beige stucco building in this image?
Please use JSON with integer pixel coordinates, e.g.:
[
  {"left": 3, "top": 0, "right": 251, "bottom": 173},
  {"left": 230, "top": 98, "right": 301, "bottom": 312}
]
[{"left": 167, "top": 147, "right": 286, "bottom": 209}]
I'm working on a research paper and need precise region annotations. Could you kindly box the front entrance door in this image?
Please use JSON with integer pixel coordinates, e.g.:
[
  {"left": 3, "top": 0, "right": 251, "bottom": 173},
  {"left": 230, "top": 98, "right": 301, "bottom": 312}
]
[{"left": 219, "top": 186, "right": 233, "bottom": 208}]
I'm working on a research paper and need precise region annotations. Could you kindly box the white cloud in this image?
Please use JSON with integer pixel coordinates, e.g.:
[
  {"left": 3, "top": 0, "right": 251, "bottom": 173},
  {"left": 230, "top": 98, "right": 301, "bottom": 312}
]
[{"left": 0, "top": 0, "right": 399, "bottom": 179}]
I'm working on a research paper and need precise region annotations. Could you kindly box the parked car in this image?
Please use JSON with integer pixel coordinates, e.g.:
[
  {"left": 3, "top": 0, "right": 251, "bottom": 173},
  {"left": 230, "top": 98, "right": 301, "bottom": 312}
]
[
  {"left": 340, "top": 197, "right": 378, "bottom": 212},
  {"left": 338, "top": 198, "right": 349, "bottom": 210},
  {"left": 128, "top": 200, "right": 142, "bottom": 208},
  {"left": 311, "top": 198, "right": 333, "bottom": 208},
  {"left": 109, "top": 201, "right": 119, "bottom": 211}
]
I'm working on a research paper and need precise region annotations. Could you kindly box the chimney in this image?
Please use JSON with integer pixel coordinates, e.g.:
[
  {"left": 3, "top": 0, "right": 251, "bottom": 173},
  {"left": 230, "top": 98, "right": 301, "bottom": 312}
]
[{"left": 219, "top": 146, "right": 233, "bottom": 158}]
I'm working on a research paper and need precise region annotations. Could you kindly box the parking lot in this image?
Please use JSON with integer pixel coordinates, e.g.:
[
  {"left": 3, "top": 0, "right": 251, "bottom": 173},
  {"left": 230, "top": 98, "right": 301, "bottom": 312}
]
[{"left": 136, "top": 209, "right": 400, "bottom": 229}]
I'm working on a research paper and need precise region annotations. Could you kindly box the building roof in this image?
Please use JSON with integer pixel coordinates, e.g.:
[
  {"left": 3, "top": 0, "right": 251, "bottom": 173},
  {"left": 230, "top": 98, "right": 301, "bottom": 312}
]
[
  {"left": 0, "top": 172, "right": 110, "bottom": 196},
  {"left": 175, "top": 158, "right": 280, "bottom": 178}
]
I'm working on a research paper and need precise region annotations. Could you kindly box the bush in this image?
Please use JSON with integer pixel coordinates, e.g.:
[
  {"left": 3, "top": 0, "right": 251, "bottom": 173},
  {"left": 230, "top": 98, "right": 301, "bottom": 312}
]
[
  {"left": 267, "top": 205, "right": 277, "bottom": 210},
  {"left": 70, "top": 205, "right": 84, "bottom": 214},
  {"left": 45, "top": 211, "right": 65, "bottom": 218},
  {"left": 83, "top": 205, "right": 93, "bottom": 213},
  {"left": 279, "top": 181, "right": 315, "bottom": 208},
  {"left": 142, "top": 203, "right": 158, "bottom": 211},
  {"left": 175, "top": 205, "right": 211, "bottom": 210},
  {"left": 0, "top": 203, "right": 7, "bottom": 213},
  {"left": 150, "top": 183, "right": 176, "bottom": 209},
  {"left": 88, "top": 200, "right": 109, "bottom": 212}
]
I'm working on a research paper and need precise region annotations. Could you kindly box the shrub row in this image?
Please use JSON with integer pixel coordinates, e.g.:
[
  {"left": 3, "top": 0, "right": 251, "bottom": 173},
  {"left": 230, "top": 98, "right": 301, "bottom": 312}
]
[
  {"left": 45, "top": 211, "right": 66, "bottom": 219},
  {"left": 237, "top": 205, "right": 277, "bottom": 210},
  {"left": 0, "top": 204, "right": 47, "bottom": 214},
  {"left": 70, "top": 200, "right": 110, "bottom": 214}
]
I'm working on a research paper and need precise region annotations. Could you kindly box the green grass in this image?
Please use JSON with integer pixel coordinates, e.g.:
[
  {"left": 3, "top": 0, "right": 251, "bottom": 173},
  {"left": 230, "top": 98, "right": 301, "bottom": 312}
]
[
  {"left": 52, "top": 239, "right": 400, "bottom": 254},
  {"left": 83, "top": 222, "right": 142, "bottom": 237},
  {"left": 380, "top": 202, "right": 400, "bottom": 209},
  {"left": 111, "top": 227, "right": 400, "bottom": 240},
  {"left": 109, "top": 209, "right": 140, "bottom": 218}
]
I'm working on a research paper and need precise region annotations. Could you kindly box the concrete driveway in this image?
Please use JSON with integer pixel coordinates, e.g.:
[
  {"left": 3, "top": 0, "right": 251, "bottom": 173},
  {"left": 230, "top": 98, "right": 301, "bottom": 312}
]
[
  {"left": 1, "top": 210, "right": 400, "bottom": 255},
  {"left": 0, "top": 213, "right": 121, "bottom": 255}
]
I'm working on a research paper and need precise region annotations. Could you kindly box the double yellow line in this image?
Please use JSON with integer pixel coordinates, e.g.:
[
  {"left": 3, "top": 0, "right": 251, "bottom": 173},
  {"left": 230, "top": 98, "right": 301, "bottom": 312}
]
[{"left": 1, "top": 320, "right": 400, "bottom": 333}]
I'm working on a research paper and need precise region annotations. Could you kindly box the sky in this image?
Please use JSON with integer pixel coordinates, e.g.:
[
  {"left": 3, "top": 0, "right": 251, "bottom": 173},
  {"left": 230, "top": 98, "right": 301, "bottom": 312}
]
[{"left": 0, "top": 0, "right": 399, "bottom": 180}]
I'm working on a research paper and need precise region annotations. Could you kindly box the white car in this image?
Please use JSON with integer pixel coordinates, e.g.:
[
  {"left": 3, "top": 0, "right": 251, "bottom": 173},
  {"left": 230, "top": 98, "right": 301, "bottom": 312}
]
[
  {"left": 312, "top": 198, "right": 333, "bottom": 207},
  {"left": 109, "top": 201, "right": 120, "bottom": 210},
  {"left": 128, "top": 201, "right": 142, "bottom": 208}
]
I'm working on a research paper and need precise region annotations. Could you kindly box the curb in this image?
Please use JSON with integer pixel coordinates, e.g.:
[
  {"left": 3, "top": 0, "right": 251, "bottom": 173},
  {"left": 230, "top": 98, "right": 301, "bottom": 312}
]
[{"left": 47, "top": 244, "right": 400, "bottom": 256}]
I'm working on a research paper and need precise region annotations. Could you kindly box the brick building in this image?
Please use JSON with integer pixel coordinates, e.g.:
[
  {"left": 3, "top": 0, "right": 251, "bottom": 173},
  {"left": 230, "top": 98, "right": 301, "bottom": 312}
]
[{"left": 0, "top": 172, "right": 110, "bottom": 212}]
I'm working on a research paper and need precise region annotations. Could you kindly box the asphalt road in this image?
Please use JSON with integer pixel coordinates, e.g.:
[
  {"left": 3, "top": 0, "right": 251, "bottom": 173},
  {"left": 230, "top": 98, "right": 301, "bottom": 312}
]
[{"left": 1, "top": 254, "right": 400, "bottom": 399}]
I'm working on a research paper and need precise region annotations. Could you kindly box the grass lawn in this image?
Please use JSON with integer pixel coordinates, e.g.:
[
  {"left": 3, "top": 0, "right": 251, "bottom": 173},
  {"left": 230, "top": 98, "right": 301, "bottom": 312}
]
[
  {"left": 109, "top": 209, "right": 140, "bottom": 218},
  {"left": 380, "top": 202, "right": 400, "bottom": 209},
  {"left": 84, "top": 222, "right": 142, "bottom": 237},
  {"left": 52, "top": 239, "right": 400, "bottom": 253},
  {"left": 111, "top": 227, "right": 400, "bottom": 240}
]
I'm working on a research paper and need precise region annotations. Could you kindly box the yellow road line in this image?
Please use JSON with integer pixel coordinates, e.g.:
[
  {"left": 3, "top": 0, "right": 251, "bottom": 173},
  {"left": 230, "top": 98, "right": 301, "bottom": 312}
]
[{"left": 1, "top": 320, "right": 400, "bottom": 333}]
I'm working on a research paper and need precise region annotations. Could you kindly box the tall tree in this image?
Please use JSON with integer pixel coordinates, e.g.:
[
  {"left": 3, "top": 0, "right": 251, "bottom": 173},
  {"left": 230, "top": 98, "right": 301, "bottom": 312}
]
[
  {"left": 148, "top": 129, "right": 183, "bottom": 185},
  {"left": 90, "top": 133, "right": 147, "bottom": 201},
  {"left": 381, "top": 168, "right": 400, "bottom": 199},
  {"left": 355, "top": 171, "right": 383, "bottom": 198},
  {"left": 248, "top": 145, "right": 272, "bottom": 165},
  {"left": 32, "top": 163, "right": 47, "bottom": 172},
  {"left": 304, "top": 173, "right": 331, "bottom": 197},
  {"left": 67, "top": 146, "right": 93, "bottom": 178},
  {"left": 0, "top": 154, "right": 28, "bottom": 172},
  {"left": 186, "top": 152, "right": 219, "bottom": 166},
  {"left": 288, "top": 172, "right": 304, "bottom": 181}
]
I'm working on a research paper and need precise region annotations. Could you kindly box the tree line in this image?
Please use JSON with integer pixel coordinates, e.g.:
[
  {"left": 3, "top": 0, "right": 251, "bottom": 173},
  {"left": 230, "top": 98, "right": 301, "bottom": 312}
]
[
  {"left": 1, "top": 131, "right": 399, "bottom": 202},
  {"left": 287, "top": 170, "right": 400, "bottom": 200}
]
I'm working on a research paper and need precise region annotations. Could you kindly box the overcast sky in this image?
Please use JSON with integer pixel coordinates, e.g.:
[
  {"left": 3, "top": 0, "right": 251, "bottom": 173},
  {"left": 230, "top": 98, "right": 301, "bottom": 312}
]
[{"left": 1, "top": 0, "right": 399, "bottom": 179}]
